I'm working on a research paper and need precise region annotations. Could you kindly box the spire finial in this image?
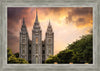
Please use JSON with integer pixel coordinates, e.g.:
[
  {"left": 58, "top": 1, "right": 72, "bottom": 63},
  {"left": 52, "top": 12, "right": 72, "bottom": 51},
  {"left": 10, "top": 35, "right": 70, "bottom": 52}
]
[
  {"left": 35, "top": 8, "right": 38, "bottom": 22},
  {"left": 49, "top": 19, "right": 50, "bottom": 25},
  {"left": 47, "top": 19, "right": 53, "bottom": 32},
  {"left": 36, "top": 8, "right": 37, "bottom": 12},
  {"left": 48, "top": 19, "right": 51, "bottom": 26},
  {"left": 23, "top": 17, "right": 25, "bottom": 25}
]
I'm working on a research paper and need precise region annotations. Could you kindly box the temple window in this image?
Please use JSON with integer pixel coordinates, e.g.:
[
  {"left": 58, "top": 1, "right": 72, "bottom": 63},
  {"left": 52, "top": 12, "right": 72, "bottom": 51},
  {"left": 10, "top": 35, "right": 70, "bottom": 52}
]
[
  {"left": 36, "top": 44, "right": 38, "bottom": 53},
  {"left": 48, "top": 39, "right": 51, "bottom": 44},
  {"left": 22, "top": 38, "right": 25, "bottom": 43},
  {"left": 22, "top": 35, "right": 25, "bottom": 38},
  {"left": 22, "top": 50, "right": 25, "bottom": 54},
  {"left": 49, "top": 47, "right": 51, "bottom": 55},
  {"left": 36, "top": 37, "right": 38, "bottom": 44},
  {"left": 36, "top": 56, "right": 38, "bottom": 64}
]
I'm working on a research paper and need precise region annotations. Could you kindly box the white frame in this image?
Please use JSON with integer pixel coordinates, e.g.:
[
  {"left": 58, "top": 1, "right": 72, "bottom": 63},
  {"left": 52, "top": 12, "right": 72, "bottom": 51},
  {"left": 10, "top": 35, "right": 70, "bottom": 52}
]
[{"left": 0, "top": 0, "right": 99, "bottom": 71}]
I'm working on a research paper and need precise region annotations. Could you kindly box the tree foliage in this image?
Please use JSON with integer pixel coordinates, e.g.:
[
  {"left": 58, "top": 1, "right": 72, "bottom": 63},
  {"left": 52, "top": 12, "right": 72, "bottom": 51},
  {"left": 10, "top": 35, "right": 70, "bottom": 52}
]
[
  {"left": 45, "top": 34, "right": 93, "bottom": 64},
  {"left": 14, "top": 53, "right": 19, "bottom": 58},
  {"left": 7, "top": 48, "right": 28, "bottom": 64}
]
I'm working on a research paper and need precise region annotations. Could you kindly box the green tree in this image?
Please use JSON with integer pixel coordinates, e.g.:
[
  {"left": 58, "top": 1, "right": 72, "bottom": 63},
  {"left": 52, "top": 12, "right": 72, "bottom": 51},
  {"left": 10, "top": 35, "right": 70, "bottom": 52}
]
[
  {"left": 45, "top": 55, "right": 59, "bottom": 64},
  {"left": 7, "top": 48, "right": 13, "bottom": 58},
  {"left": 57, "top": 50, "right": 74, "bottom": 63},
  {"left": 69, "top": 34, "right": 93, "bottom": 63},
  {"left": 14, "top": 53, "right": 19, "bottom": 58},
  {"left": 45, "top": 34, "right": 93, "bottom": 64},
  {"left": 7, "top": 48, "right": 28, "bottom": 64}
]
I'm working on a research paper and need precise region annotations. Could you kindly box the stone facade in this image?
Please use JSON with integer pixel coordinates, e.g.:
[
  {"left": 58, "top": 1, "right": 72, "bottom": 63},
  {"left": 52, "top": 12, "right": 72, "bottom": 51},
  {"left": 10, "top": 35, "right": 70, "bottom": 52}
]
[{"left": 19, "top": 10, "right": 54, "bottom": 64}]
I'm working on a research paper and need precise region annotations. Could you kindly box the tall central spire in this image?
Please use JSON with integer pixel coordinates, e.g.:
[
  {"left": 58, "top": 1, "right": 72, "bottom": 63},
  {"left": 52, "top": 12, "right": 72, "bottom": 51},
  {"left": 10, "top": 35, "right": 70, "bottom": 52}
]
[
  {"left": 33, "top": 8, "right": 41, "bottom": 30},
  {"left": 35, "top": 8, "right": 38, "bottom": 23},
  {"left": 23, "top": 18, "right": 25, "bottom": 26}
]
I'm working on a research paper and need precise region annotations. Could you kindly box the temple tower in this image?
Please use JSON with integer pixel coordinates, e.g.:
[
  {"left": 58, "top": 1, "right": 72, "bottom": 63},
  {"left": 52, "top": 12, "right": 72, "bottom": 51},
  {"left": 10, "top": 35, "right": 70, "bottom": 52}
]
[
  {"left": 31, "top": 10, "right": 42, "bottom": 64},
  {"left": 19, "top": 18, "right": 29, "bottom": 61},
  {"left": 45, "top": 20, "right": 54, "bottom": 60}
]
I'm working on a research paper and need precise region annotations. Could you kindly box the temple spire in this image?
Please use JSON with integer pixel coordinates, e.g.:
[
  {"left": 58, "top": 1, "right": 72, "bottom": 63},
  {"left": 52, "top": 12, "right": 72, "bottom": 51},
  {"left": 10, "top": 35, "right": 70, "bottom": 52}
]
[
  {"left": 23, "top": 18, "right": 25, "bottom": 26},
  {"left": 35, "top": 8, "right": 38, "bottom": 23},
  {"left": 33, "top": 8, "right": 41, "bottom": 30},
  {"left": 47, "top": 20, "right": 53, "bottom": 32},
  {"left": 21, "top": 18, "right": 27, "bottom": 32},
  {"left": 48, "top": 20, "right": 52, "bottom": 28},
  {"left": 49, "top": 19, "right": 50, "bottom": 25}
]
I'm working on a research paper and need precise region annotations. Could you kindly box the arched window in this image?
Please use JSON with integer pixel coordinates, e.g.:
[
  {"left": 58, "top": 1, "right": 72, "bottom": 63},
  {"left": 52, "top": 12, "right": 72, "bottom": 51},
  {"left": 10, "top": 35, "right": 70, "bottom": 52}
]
[
  {"left": 49, "top": 47, "right": 51, "bottom": 55},
  {"left": 36, "top": 37, "right": 38, "bottom": 44},
  {"left": 22, "top": 38, "right": 25, "bottom": 43},
  {"left": 36, "top": 56, "right": 38, "bottom": 64},
  {"left": 36, "top": 44, "right": 38, "bottom": 54},
  {"left": 22, "top": 44, "right": 25, "bottom": 49},
  {"left": 22, "top": 35, "right": 25, "bottom": 38},
  {"left": 48, "top": 39, "right": 51, "bottom": 44},
  {"left": 22, "top": 44, "right": 25, "bottom": 54},
  {"left": 22, "top": 49, "right": 25, "bottom": 54}
]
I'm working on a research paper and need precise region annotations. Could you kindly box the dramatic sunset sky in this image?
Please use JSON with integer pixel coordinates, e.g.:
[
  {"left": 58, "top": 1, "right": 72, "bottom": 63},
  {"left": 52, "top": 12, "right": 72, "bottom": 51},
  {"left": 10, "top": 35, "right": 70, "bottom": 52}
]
[{"left": 7, "top": 7, "right": 93, "bottom": 55}]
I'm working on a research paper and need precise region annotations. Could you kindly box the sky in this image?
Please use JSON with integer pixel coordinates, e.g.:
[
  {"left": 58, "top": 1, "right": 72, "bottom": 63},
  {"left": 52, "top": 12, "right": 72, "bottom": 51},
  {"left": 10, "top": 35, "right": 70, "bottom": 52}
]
[{"left": 7, "top": 7, "right": 93, "bottom": 55}]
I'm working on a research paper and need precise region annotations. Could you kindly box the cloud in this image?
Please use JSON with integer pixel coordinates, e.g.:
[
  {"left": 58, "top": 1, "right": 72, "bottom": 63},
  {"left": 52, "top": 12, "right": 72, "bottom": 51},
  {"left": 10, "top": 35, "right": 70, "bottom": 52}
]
[
  {"left": 8, "top": 7, "right": 31, "bottom": 20},
  {"left": 65, "top": 7, "right": 93, "bottom": 28},
  {"left": 73, "top": 7, "right": 92, "bottom": 15},
  {"left": 8, "top": 30, "right": 19, "bottom": 53}
]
